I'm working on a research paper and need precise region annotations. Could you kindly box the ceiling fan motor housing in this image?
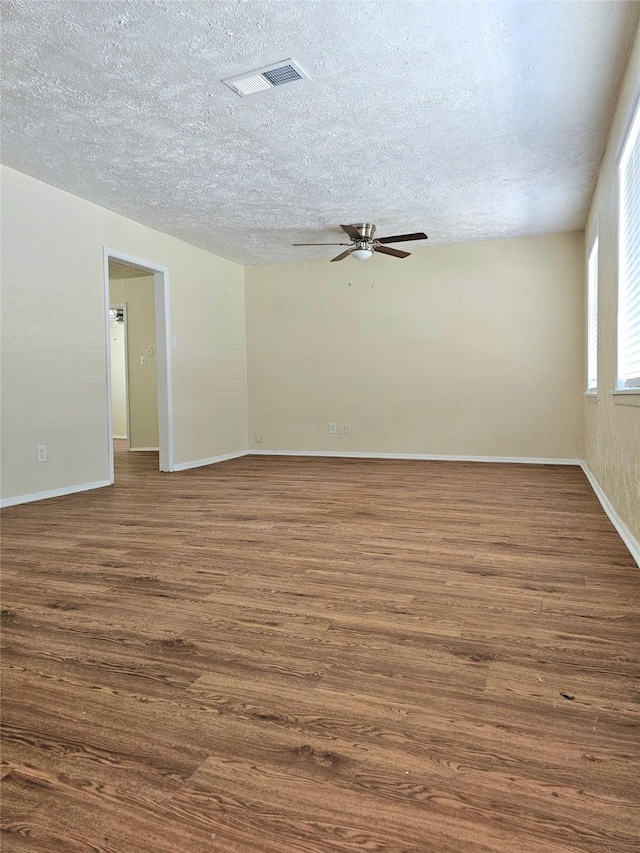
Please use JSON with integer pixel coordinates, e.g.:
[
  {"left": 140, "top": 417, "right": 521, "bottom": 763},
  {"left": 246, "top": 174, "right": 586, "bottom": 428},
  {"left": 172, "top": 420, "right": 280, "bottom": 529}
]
[{"left": 355, "top": 223, "right": 376, "bottom": 240}]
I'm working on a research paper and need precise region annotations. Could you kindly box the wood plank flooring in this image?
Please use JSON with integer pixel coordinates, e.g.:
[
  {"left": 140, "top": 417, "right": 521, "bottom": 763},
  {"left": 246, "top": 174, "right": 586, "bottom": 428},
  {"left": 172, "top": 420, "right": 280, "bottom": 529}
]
[{"left": 1, "top": 448, "right": 639, "bottom": 852}]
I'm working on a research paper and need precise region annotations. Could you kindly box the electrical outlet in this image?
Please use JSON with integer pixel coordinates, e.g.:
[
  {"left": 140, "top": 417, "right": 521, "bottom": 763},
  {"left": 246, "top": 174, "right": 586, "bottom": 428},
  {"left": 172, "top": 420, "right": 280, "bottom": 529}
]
[
  {"left": 140, "top": 355, "right": 146, "bottom": 365},
  {"left": 344, "top": 424, "right": 351, "bottom": 435},
  {"left": 37, "top": 445, "right": 47, "bottom": 463},
  {"left": 255, "top": 433, "right": 263, "bottom": 444},
  {"left": 337, "top": 424, "right": 344, "bottom": 435},
  {"left": 329, "top": 422, "right": 337, "bottom": 434}
]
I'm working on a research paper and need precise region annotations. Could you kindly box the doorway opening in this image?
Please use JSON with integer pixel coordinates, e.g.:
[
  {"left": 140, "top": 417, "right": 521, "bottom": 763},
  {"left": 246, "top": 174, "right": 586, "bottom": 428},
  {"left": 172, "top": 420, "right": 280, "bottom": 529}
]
[{"left": 103, "top": 250, "right": 174, "bottom": 480}]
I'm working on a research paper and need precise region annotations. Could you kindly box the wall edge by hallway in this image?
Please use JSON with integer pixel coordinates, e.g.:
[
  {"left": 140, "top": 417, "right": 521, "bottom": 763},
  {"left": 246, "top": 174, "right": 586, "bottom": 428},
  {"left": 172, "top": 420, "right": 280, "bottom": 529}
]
[
  {"left": 173, "top": 450, "right": 248, "bottom": 471},
  {"left": 0, "top": 480, "right": 111, "bottom": 509}
]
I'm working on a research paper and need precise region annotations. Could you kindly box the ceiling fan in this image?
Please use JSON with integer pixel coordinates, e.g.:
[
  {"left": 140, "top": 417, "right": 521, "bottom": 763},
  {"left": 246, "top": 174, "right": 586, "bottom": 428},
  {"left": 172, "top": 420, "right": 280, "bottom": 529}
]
[{"left": 293, "top": 223, "right": 428, "bottom": 262}]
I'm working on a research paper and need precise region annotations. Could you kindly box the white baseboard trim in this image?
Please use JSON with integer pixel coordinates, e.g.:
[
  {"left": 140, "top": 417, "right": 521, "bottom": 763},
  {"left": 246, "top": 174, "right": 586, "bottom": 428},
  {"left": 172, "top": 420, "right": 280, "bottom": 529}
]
[
  {"left": 579, "top": 462, "right": 640, "bottom": 568},
  {"left": 1, "top": 479, "right": 112, "bottom": 509},
  {"left": 249, "top": 450, "right": 582, "bottom": 465},
  {"left": 173, "top": 450, "right": 248, "bottom": 471},
  {"left": 113, "top": 435, "right": 128, "bottom": 440},
  {"left": 128, "top": 446, "right": 160, "bottom": 452}
]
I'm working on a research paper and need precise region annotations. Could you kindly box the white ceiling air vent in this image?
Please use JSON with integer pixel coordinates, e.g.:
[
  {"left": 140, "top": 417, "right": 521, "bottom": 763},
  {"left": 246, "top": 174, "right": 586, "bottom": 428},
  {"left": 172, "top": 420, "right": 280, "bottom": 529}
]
[{"left": 222, "top": 59, "right": 309, "bottom": 98}]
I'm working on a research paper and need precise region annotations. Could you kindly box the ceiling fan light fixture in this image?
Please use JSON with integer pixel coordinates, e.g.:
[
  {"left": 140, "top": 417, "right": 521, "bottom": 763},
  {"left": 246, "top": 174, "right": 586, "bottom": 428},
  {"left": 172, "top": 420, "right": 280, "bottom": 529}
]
[{"left": 351, "top": 248, "right": 373, "bottom": 260}]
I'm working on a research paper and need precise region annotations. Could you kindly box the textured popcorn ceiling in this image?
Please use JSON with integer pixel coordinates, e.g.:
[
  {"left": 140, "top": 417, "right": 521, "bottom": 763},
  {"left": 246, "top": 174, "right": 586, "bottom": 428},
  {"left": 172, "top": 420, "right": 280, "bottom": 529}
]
[
  {"left": 108, "top": 260, "right": 154, "bottom": 279},
  {"left": 2, "top": 1, "right": 639, "bottom": 266}
]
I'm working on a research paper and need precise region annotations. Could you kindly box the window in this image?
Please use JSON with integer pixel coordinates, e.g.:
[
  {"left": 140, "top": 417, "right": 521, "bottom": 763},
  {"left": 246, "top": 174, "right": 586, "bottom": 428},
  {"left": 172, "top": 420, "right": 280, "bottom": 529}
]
[
  {"left": 617, "top": 98, "right": 640, "bottom": 390},
  {"left": 586, "top": 234, "right": 598, "bottom": 393}
]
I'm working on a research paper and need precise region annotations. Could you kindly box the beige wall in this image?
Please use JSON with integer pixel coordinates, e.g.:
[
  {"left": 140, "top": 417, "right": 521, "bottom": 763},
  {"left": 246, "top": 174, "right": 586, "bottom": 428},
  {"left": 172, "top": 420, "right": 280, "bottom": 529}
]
[
  {"left": 110, "top": 276, "right": 159, "bottom": 449},
  {"left": 0, "top": 165, "right": 248, "bottom": 502},
  {"left": 109, "top": 314, "right": 127, "bottom": 437},
  {"left": 245, "top": 232, "right": 584, "bottom": 459},
  {"left": 583, "top": 25, "right": 640, "bottom": 544}
]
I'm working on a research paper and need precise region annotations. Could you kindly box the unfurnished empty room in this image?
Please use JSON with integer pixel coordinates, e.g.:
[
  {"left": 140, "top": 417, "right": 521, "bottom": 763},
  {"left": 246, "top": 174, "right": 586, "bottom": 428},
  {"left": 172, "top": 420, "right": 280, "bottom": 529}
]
[{"left": 1, "top": 2, "right": 639, "bottom": 852}]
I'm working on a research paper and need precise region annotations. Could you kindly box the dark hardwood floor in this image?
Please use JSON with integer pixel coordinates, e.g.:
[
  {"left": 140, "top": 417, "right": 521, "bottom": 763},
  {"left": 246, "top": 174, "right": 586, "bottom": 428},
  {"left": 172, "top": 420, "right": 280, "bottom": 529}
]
[{"left": 1, "top": 447, "right": 639, "bottom": 852}]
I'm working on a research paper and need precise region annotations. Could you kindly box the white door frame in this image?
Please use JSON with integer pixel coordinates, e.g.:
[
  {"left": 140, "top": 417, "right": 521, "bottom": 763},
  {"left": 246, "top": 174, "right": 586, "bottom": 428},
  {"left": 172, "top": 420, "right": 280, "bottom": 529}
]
[
  {"left": 103, "top": 248, "right": 174, "bottom": 479},
  {"left": 109, "top": 302, "right": 130, "bottom": 445}
]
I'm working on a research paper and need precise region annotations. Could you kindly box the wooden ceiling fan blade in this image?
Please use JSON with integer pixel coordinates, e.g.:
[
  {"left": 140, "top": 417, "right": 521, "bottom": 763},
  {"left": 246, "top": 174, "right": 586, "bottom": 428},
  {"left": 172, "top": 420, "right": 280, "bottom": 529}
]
[
  {"left": 331, "top": 248, "right": 354, "bottom": 262},
  {"left": 293, "top": 242, "right": 351, "bottom": 246},
  {"left": 340, "top": 224, "right": 363, "bottom": 240},
  {"left": 374, "top": 245, "right": 410, "bottom": 258},
  {"left": 377, "top": 232, "right": 428, "bottom": 244}
]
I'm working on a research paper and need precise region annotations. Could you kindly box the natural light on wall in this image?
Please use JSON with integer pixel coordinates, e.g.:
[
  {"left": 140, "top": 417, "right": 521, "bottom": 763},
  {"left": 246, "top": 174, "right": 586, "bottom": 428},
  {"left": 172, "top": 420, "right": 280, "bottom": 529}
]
[
  {"left": 587, "top": 234, "right": 599, "bottom": 393},
  {"left": 617, "top": 97, "right": 640, "bottom": 390}
]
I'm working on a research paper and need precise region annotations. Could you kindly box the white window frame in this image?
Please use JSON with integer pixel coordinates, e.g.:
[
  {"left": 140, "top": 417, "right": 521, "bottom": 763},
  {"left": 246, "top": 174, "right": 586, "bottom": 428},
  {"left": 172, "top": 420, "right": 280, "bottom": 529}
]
[
  {"left": 616, "top": 95, "right": 640, "bottom": 393},
  {"left": 586, "top": 232, "right": 599, "bottom": 396}
]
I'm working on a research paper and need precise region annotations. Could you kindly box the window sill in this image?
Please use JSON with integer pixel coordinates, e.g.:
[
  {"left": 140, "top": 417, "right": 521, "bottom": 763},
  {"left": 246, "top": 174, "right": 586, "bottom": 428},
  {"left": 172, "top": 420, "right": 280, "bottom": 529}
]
[
  {"left": 584, "top": 393, "right": 599, "bottom": 403},
  {"left": 610, "top": 390, "right": 640, "bottom": 407}
]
